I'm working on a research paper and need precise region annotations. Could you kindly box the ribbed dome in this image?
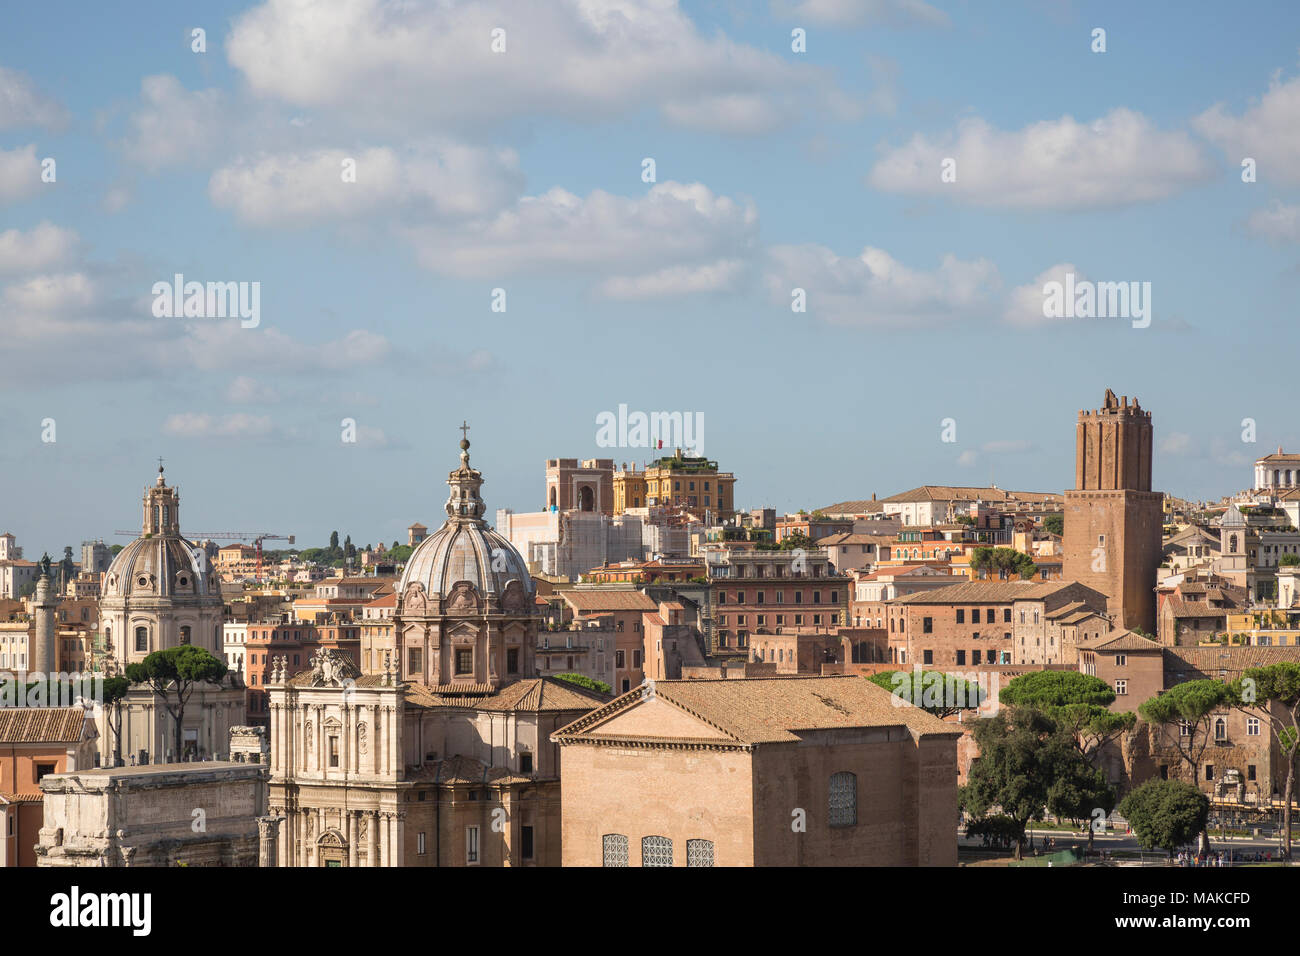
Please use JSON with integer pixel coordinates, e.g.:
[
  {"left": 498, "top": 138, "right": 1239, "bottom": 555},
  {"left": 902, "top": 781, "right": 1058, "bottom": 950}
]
[
  {"left": 103, "top": 534, "right": 218, "bottom": 599},
  {"left": 102, "top": 464, "right": 220, "bottom": 601},
  {"left": 399, "top": 522, "right": 530, "bottom": 599},
  {"left": 397, "top": 434, "right": 533, "bottom": 602}
]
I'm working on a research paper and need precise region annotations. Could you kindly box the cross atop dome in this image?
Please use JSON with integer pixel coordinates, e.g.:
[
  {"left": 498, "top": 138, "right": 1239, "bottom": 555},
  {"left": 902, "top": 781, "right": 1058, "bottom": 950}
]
[{"left": 446, "top": 425, "right": 485, "bottom": 523}]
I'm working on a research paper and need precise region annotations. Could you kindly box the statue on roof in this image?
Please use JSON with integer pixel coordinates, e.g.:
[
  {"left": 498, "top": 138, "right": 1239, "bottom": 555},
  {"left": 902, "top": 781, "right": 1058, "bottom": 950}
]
[{"left": 38, "top": 552, "right": 52, "bottom": 578}]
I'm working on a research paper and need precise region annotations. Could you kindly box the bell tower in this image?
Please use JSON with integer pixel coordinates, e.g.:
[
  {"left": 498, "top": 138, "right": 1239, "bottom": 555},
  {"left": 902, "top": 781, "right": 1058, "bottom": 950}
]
[
  {"left": 142, "top": 461, "right": 180, "bottom": 536},
  {"left": 1062, "top": 390, "right": 1163, "bottom": 635}
]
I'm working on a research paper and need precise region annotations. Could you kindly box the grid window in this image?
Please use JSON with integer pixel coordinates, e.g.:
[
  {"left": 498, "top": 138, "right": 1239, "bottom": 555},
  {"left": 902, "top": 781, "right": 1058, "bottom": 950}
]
[
  {"left": 642, "top": 835, "right": 673, "bottom": 867},
  {"left": 828, "top": 771, "right": 857, "bottom": 827},
  {"left": 686, "top": 839, "right": 715, "bottom": 867}
]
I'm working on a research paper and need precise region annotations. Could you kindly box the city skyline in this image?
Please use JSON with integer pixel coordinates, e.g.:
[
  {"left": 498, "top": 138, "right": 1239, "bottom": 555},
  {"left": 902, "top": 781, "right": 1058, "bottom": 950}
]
[{"left": 4, "top": 2, "right": 1300, "bottom": 546}]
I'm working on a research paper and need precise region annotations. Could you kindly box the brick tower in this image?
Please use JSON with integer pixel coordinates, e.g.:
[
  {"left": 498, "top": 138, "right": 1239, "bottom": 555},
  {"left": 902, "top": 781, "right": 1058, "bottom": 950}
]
[{"left": 1062, "top": 389, "right": 1162, "bottom": 635}]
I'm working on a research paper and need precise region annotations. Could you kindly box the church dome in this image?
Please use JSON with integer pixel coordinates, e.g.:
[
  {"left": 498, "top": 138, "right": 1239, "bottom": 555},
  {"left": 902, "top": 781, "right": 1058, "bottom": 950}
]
[
  {"left": 398, "top": 434, "right": 533, "bottom": 603},
  {"left": 102, "top": 464, "right": 220, "bottom": 600}
]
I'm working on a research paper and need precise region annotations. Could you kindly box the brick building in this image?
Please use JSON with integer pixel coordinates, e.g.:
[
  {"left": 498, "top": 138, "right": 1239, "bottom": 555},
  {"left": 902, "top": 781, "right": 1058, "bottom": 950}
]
[
  {"left": 559, "top": 587, "right": 656, "bottom": 693},
  {"left": 709, "top": 548, "right": 848, "bottom": 655},
  {"left": 544, "top": 458, "right": 614, "bottom": 514},
  {"left": 553, "top": 676, "right": 961, "bottom": 866},
  {"left": 0, "top": 708, "right": 97, "bottom": 867},
  {"left": 1062, "top": 389, "right": 1163, "bottom": 634}
]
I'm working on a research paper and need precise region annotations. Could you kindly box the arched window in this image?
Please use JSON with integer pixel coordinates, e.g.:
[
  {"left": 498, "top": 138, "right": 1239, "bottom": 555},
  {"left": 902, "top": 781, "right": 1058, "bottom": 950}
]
[
  {"left": 579, "top": 485, "right": 594, "bottom": 512},
  {"left": 1229, "top": 534, "right": 1238, "bottom": 554},
  {"left": 829, "top": 771, "right": 858, "bottom": 827},
  {"left": 180, "top": 626, "right": 191, "bottom": 645},
  {"left": 135, "top": 626, "right": 148, "bottom": 653},
  {"left": 602, "top": 834, "right": 628, "bottom": 867},
  {"left": 641, "top": 835, "right": 673, "bottom": 867},
  {"left": 1214, "top": 717, "right": 1227, "bottom": 741},
  {"left": 686, "top": 839, "right": 715, "bottom": 867}
]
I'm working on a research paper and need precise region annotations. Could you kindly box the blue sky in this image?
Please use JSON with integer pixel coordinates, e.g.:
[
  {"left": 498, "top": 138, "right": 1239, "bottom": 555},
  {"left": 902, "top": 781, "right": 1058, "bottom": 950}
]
[{"left": 3, "top": 0, "right": 1300, "bottom": 554}]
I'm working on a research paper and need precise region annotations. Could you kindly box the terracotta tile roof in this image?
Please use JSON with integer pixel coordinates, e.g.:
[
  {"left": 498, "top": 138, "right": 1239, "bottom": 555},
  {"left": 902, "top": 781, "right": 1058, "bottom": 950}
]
[
  {"left": 553, "top": 675, "right": 958, "bottom": 746},
  {"left": 817, "top": 500, "right": 886, "bottom": 514},
  {"left": 892, "top": 580, "right": 1083, "bottom": 605},
  {"left": 0, "top": 792, "right": 45, "bottom": 803},
  {"left": 882, "top": 486, "right": 1061, "bottom": 505},
  {"left": 475, "top": 677, "right": 610, "bottom": 712},
  {"left": 0, "top": 708, "right": 88, "bottom": 744},
  {"left": 365, "top": 592, "right": 397, "bottom": 607},
  {"left": 1163, "top": 599, "right": 1230, "bottom": 619},
  {"left": 1078, "top": 630, "right": 1161, "bottom": 652},
  {"left": 1165, "top": 645, "right": 1300, "bottom": 682},
  {"left": 560, "top": 589, "right": 657, "bottom": 612}
]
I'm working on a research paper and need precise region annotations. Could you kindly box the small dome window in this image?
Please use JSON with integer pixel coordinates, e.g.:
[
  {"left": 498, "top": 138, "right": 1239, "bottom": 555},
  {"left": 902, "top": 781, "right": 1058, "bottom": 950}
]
[{"left": 137, "top": 576, "right": 149, "bottom": 588}]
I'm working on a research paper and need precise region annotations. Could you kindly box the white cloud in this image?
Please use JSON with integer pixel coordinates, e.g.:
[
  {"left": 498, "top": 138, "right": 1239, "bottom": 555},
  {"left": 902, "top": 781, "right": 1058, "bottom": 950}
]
[
  {"left": 596, "top": 259, "right": 746, "bottom": 300},
  {"left": 773, "top": 0, "right": 948, "bottom": 27},
  {"left": 957, "top": 450, "right": 978, "bottom": 466},
  {"left": 1003, "top": 263, "right": 1079, "bottom": 326},
  {"left": 1160, "top": 432, "right": 1194, "bottom": 455},
  {"left": 102, "top": 186, "right": 131, "bottom": 214},
  {"left": 869, "top": 109, "right": 1213, "bottom": 209},
  {"left": 1244, "top": 201, "right": 1300, "bottom": 242},
  {"left": 225, "top": 375, "right": 280, "bottom": 404},
  {"left": 407, "top": 181, "right": 758, "bottom": 279},
  {"left": 0, "top": 66, "right": 68, "bottom": 130},
  {"left": 209, "top": 142, "right": 523, "bottom": 226},
  {"left": 0, "top": 144, "right": 42, "bottom": 204},
  {"left": 162, "top": 412, "right": 276, "bottom": 439},
  {"left": 0, "top": 222, "right": 78, "bottom": 275},
  {"left": 226, "top": 0, "right": 849, "bottom": 134},
  {"left": 175, "top": 324, "right": 391, "bottom": 372},
  {"left": 3, "top": 272, "right": 95, "bottom": 313},
  {"left": 121, "top": 76, "right": 229, "bottom": 170},
  {"left": 764, "top": 243, "right": 1000, "bottom": 325},
  {"left": 1195, "top": 69, "right": 1300, "bottom": 184}
]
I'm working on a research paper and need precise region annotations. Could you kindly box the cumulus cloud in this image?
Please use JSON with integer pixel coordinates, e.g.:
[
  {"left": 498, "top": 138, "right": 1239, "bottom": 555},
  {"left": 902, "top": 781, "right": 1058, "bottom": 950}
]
[
  {"left": 225, "top": 375, "right": 280, "bottom": 404},
  {"left": 1244, "top": 201, "right": 1300, "bottom": 242},
  {"left": 120, "top": 75, "right": 230, "bottom": 170},
  {"left": 1160, "top": 432, "right": 1194, "bottom": 455},
  {"left": 0, "top": 66, "right": 68, "bottom": 130},
  {"left": 0, "top": 144, "right": 42, "bottom": 204},
  {"left": 0, "top": 222, "right": 78, "bottom": 275},
  {"left": 764, "top": 243, "right": 1000, "bottom": 325},
  {"left": 162, "top": 412, "right": 276, "bottom": 439},
  {"left": 869, "top": 108, "right": 1213, "bottom": 209},
  {"left": 773, "top": 0, "right": 949, "bottom": 27},
  {"left": 174, "top": 324, "right": 391, "bottom": 372},
  {"left": 3, "top": 272, "right": 96, "bottom": 313},
  {"left": 1194, "top": 69, "right": 1300, "bottom": 184},
  {"left": 406, "top": 181, "right": 759, "bottom": 279},
  {"left": 596, "top": 259, "right": 746, "bottom": 300},
  {"left": 226, "top": 0, "right": 850, "bottom": 134},
  {"left": 209, "top": 142, "right": 524, "bottom": 226}
]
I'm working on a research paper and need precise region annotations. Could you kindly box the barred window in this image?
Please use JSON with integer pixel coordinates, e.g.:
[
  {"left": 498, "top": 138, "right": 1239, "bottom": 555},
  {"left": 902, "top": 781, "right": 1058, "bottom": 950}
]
[
  {"left": 686, "top": 839, "right": 714, "bottom": 867},
  {"left": 641, "top": 835, "right": 673, "bottom": 867},
  {"left": 829, "top": 771, "right": 858, "bottom": 827},
  {"left": 602, "top": 834, "right": 629, "bottom": 867}
]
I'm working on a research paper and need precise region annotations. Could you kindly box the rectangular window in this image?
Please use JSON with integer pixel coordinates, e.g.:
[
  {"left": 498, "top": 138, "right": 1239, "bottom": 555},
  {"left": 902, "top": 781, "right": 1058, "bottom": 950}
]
[
  {"left": 956, "top": 609, "right": 965, "bottom": 624},
  {"left": 923, "top": 617, "right": 933, "bottom": 633},
  {"left": 417, "top": 832, "right": 426, "bottom": 855},
  {"left": 633, "top": 649, "right": 642, "bottom": 668},
  {"left": 328, "top": 736, "right": 339, "bottom": 768},
  {"left": 1115, "top": 680, "right": 1127, "bottom": 696},
  {"left": 507, "top": 648, "right": 519, "bottom": 673},
  {"left": 1003, "top": 608, "right": 1011, "bottom": 622},
  {"left": 521, "top": 825, "right": 535, "bottom": 860},
  {"left": 1247, "top": 717, "right": 1260, "bottom": 736},
  {"left": 455, "top": 649, "right": 473, "bottom": 675},
  {"left": 616, "top": 649, "right": 625, "bottom": 668},
  {"left": 408, "top": 647, "right": 422, "bottom": 674},
  {"left": 466, "top": 826, "right": 480, "bottom": 864},
  {"left": 972, "top": 650, "right": 981, "bottom": 665},
  {"left": 521, "top": 752, "right": 533, "bottom": 774},
  {"left": 1115, "top": 654, "right": 1127, "bottom": 667},
  {"left": 956, "top": 650, "right": 965, "bottom": 665},
  {"left": 923, "top": 650, "right": 933, "bottom": 665}
]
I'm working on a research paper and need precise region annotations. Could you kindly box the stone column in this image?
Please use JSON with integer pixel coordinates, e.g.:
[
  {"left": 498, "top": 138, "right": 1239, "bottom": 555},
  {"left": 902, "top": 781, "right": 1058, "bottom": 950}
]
[
  {"left": 33, "top": 569, "right": 56, "bottom": 676},
  {"left": 347, "top": 811, "right": 358, "bottom": 867},
  {"left": 393, "top": 812, "right": 404, "bottom": 868},
  {"left": 367, "top": 810, "right": 378, "bottom": 867},
  {"left": 378, "top": 812, "right": 389, "bottom": 867},
  {"left": 257, "top": 815, "right": 280, "bottom": 867}
]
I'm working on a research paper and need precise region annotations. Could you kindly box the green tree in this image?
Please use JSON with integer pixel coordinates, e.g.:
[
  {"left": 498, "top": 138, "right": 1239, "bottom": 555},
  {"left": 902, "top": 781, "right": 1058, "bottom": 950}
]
[
  {"left": 101, "top": 676, "right": 132, "bottom": 767},
  {"left": 1232, "top": 662, "right": 1300, "bottom": 859},
  {"left": 125, "top": 646, "right": 228, "bottom": 762},
  {"left": 867, "top": 669, "right": 985, "bottom": 719},
  {"left": 961, "top": 708, "right": 1094, "bottom": 860},
  {"left": 1280, "top": 553, "right": 1300, "bottom": 567},
  {"left": 329, "top": 530, "right": 340, "bottom": 551},
  {"left": 1139, "top": 679, "right": 1233, "bottom": 852},
  {"left": 1043, "top": 514, "right": 1064, "bottom": 537},
  {"left": 1119, "top": 779, "right": 1209, "bottom": 858},
  {"left": 552, "top": 673, "right": 612, "bottom": 695},
  {"left": 968, "top": 546, "right": 1037, "bottom": 580},
  {"left": 1001, "top": 670, "right": 1136, "bottom": 758}
]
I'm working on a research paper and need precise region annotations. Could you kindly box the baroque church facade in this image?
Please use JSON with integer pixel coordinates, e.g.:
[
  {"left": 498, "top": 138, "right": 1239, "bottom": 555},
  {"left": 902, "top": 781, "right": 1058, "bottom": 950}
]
[
  {"left": 267, "top": 435, "right": 608, "bottom": 866},
  {"left": 97, "top": 465, "right": 245, "bottom": 764}
]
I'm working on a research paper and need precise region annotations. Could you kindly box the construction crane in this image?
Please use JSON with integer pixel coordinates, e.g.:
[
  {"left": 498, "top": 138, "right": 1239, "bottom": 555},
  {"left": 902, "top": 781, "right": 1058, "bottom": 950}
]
[{"left": 114, "top": 530, "right": 295, "bottom": 579}]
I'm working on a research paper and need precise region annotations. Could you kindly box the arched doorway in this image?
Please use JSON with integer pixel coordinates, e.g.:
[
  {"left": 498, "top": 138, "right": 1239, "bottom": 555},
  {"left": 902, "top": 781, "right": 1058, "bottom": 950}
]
[
  {"left": 318, "top": 829, "right": 347, "bottom": 867},
  {"left": 578, "top": 485, "right": 594, "bottom": 512}
]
